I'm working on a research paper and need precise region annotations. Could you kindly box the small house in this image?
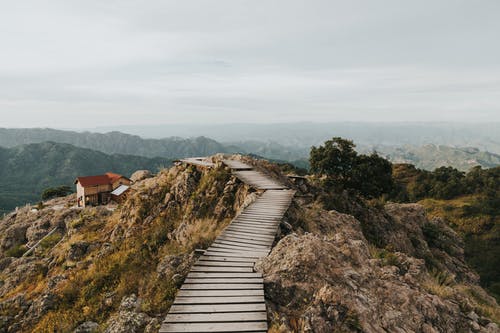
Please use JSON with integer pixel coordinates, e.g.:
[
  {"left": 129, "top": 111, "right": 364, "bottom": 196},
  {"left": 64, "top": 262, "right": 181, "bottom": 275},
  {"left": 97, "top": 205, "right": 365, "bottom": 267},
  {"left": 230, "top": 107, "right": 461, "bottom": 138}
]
[{"left": 75, "top": 172, "right": 131, "bottom": 207}]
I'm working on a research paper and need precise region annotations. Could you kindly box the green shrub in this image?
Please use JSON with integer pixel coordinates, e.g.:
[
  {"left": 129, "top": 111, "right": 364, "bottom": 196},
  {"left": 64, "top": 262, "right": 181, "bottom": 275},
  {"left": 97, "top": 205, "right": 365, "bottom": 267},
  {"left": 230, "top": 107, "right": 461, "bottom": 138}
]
[
  {"left": 40, "top": 232, "right": 63, "bottom": 250},
  {"left": 430, "top": 268, "right": 455, "bottom": 287},
  {"left": 5, "top": 244, "right": 27, "bottom": 257},
  {"left": 41, "top": 185, "right": 73, "bottom": 200}
]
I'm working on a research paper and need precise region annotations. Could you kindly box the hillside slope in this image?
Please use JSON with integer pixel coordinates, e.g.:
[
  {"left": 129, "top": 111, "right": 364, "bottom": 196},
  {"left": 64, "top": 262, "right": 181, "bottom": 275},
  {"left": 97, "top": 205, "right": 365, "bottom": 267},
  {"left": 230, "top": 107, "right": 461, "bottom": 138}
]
[
  {"left": 0, "top": 142, "right": 171, "bottom": 214},
  {"left": 375, "top": 144, "right": 500, "bottom": 171},
  {"left": 0, "top": 156, "right": 498, "bottom": 332},
  {"left": 0, "top": 128, "right": 230, "bottom": 159}
]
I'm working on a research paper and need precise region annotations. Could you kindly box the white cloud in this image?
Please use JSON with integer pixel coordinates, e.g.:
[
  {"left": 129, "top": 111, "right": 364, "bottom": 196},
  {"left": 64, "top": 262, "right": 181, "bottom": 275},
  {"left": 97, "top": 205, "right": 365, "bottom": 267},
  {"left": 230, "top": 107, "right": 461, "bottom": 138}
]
[{"left": 0, "top": 0, "right": 499, "bottom": 127}]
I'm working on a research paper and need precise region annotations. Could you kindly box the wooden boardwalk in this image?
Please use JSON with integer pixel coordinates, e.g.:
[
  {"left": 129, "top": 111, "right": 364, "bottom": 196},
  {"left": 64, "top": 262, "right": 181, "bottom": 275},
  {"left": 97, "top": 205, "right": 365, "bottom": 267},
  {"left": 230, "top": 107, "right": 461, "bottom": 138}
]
[
  {"left": 160, "top": 159, "right": 294, "bottom": 333},
  {"left": 179, "top": 157, "right": 215, "bottom": 168}
]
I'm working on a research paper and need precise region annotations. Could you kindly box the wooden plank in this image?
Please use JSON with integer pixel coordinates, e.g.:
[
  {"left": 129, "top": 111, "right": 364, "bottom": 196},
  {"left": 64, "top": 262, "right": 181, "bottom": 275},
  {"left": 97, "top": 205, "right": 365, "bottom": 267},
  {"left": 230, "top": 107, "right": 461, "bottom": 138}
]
[
  {"left": 221, "top": 231, "right": 275, "bottom": 242},
  {"left": 221, "top": 232, "right": 275, "bottom": 242},
  {"left": 229, "top": 223, "right": 277, "bottom": 231},
  {"left": 216, "top": 235, "right": 270, "bottom": 246},
  {"left": 176, "top": 289, "right": 264, "bottom": 297},
  {"left": 211, "top": 240, "right": 270, "bottom": 250},
  {"left": 208, "top": 243, "right": 269, "bottom": 251},
  {"left": 174, "top": 295, "right": 265, "bottom": 304},
  {"left": 204, "top": 246, "right": 265, "bottom": 254},
  {"left": 168, "top": 303, "right": 267, "bottom": 313},
  {"left": 213, "top": 240, "right": 270, "bottom": 249},
  {"left": 191, "top": 266, "right": 253, "bottom": 273},
  {"left": 243, "top": 208, "right": 286, "bottom": 212},
  {"left": 203, "top": 251, "right": 263, "bottom": 258},
  {"left": 209, "top": 242, "right": 270, "bottom": 251},
  {"left": 187, "top": 272, "right": 262, "bottom": 278},
  {"left": 238, "top": 213, "right": 283, "bottom": 218},
  {"left": 231, "top": 219, "right": 278, "bottom": 225},
  {"left": 181, "top": 283, "right": 263, "bottom": 290},
  {"left": 237, "top": 213, "right": 281, "bottom": 219},
  {"left": 217, "top": 238, "right": 272, "bottom": 248},
  {"left": 199, "top": 255, "right": 259, "bottom": 262},
  {"left": 204, "top": 248, "right": 266, "bottom": 256},
  {"left": 164, "top": 311, "right": 267, "bottom": 323},
  {"left": 195, "top": 260, "right": 254, "bottom": 267},
  {"left": 184, "top": 278, "right": 263, "bottom": 284},
  {"left": 159, "top": 321, "right": 267, "bottom": 332},
  {"left": 230, "top": 221, "right": 278, "bottom": 228},
  {"left": 227, "top": 224, "right": 277, "bottom": 231},
  {"left": 208, "top": 243, "right": 270, "bottom": 252},
  {"left": 205, "top": 249, "right": 267, "bottom": 258}
]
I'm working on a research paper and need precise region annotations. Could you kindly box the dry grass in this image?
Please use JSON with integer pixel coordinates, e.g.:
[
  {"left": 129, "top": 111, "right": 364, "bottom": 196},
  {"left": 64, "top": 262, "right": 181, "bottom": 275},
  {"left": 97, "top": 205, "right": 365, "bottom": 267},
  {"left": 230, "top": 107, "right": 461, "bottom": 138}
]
[{"left": 178, "top": 217, "right": 232, "bottom": 251}]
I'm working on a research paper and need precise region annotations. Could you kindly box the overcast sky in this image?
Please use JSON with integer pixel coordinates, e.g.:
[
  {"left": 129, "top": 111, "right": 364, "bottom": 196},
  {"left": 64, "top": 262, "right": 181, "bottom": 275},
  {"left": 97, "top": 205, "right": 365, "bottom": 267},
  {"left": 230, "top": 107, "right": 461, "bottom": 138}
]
[{"left": 1, "top": 0, "right": 499, "bottom": 128}]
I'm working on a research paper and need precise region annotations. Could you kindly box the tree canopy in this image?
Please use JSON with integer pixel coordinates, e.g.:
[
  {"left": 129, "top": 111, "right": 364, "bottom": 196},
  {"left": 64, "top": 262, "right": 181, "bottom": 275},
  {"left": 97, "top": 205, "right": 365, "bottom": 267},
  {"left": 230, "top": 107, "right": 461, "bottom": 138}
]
[{"left": 309, "top": 137, "right": 393, "bottom": 198}]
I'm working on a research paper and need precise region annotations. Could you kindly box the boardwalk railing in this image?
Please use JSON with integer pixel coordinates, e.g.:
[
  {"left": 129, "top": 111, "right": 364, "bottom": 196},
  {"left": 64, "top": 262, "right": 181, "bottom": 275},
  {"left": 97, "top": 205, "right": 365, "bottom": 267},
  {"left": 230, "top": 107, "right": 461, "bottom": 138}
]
[{"left": 160, "top": 159, "right": 295, "bottom": 333}]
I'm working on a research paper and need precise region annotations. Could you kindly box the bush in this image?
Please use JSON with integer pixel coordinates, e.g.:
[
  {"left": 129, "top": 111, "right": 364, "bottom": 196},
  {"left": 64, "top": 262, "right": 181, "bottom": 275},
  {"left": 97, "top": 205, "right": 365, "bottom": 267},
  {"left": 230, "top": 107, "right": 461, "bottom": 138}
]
[
  {"left": 41, "top": 185, "right": 73, "bottom": 200},
  {"left": 5, "top": 244, "right": 27, "bottom": 257},
  {"left": 39, "top": 232, "right": 63, "bottom": 250}
]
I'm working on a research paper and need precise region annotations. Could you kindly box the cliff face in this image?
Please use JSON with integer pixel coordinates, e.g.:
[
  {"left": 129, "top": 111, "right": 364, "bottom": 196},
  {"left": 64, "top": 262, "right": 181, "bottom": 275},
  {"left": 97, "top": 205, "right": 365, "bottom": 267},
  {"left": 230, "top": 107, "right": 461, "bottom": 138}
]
[
  {"left": 257, "top": 191, "right": 499, "bottom": 332},
  {"left": 0, "top": 156, "right": 498, "bottom": 333}
]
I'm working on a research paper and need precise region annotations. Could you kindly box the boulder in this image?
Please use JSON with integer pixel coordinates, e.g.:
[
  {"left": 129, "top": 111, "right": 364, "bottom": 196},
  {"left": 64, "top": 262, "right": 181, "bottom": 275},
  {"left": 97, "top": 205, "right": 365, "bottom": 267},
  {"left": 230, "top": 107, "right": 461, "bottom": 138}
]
[
  {"left": 130, "top": 170, "right": 152, "bottom": 182},
  {"left": 104, "top": 294, "right": 155, "bottom": 333},
  {"left": 67, "top": 242, "right": 90, "bottom": 261},
  {"left": 74, "top": 321, "right": 99, "bottom": 333}
]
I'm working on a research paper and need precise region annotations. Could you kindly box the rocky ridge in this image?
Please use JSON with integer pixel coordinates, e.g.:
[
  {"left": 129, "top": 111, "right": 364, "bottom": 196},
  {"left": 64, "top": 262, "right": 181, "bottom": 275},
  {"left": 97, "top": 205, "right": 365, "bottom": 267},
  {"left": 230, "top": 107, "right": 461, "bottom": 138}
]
[{"left": 0, "top": 155, "right": 498, "bottom": 332}]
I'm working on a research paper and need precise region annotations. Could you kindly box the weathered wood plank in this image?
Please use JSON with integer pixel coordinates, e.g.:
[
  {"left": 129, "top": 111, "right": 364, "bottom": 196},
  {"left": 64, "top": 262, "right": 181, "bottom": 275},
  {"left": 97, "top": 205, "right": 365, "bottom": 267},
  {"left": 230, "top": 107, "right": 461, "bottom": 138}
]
[
  {"left": 181, "top": 283, "right": 263, "bottom": 290},
  {"left": 212, "top": 240, "right": 270, "bottom": 249},
  {"left": 187, "top": 272, "right": 262, "bottom": 278},
  {"left": 199, "top": 255, "right": 259, "bottom": 262},
  {"left": 225, "top": 222, "right": 277, "bottom": 231},
  {"left": 195, "top": 260, "right": 255, "bottom": 267},
  {"left": 176, "top": 289, "right": 264, "bottom": 297},
  {"left": 215, "top": 235, "right": 270, "bottom": 246},
  {"left": 184, "top": 278, "right": 263, "bottom": 284},
  {"left": 164, "top": 311, "right": 266, "bottom": 323},
  {"left": 191, "top": 266, "right": 254, "bottom": 273},
  {"left": 203, "top": 251, "right": 263, "bottom": 258},
  {"left": 209, "top": 243, "right": 270, "bottom": 251},
  {"left": 174, "top": 295, "right": 265, "bottom": 304},
  {"left": 226, "top": 226, "right": 277, "bottom": 234},
  {"left": 221, "top": 231, "right": 275, "bottom": 240},
  {"left": 159, "top": 321, "right": 267, "bottom": 332},
  {"left": 168, "top": 303, "right": 267, "bottom": 313},
  {"left": 208, "top": 244, "right": 270, "bottom": 254},
  {"left": 231, "top": 219, "right": 278, "bottom": 226}
]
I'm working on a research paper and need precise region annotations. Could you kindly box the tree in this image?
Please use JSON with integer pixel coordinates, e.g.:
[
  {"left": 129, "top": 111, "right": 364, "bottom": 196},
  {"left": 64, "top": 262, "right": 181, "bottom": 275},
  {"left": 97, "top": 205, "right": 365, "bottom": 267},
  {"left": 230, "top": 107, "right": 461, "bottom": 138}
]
[
  {"left": 350, "top": 153, "right": 394, "bottom": 198},
  {"left": 41, "top": 185, "right": 73, "bottom": 200},
  {"left": 310, "top": 137, "right": 393, "bottom": 198},
  {"left": 310, "top": 137, "right": 357, "bottom": 186}
]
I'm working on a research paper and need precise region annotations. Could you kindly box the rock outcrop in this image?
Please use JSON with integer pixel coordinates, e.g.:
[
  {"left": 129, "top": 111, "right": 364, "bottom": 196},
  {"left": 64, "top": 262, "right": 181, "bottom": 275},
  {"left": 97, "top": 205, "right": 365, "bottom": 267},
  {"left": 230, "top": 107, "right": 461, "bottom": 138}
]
[{"left": 257, "top": 198, "right": 499, "bottom": 332}]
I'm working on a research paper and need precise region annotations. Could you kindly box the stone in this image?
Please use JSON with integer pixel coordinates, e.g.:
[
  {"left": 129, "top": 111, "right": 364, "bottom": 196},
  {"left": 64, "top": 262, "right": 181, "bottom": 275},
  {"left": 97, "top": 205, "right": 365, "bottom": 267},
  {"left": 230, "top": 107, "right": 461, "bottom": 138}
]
[
  {"left": 67, "top": 242, "right": 90, "bottom": 261},
  {"left": 73, "top": 321, "right": 99, "bottom": 333},
  {"left": 130, "top": 170, "right": 152, "bottom": 182}
]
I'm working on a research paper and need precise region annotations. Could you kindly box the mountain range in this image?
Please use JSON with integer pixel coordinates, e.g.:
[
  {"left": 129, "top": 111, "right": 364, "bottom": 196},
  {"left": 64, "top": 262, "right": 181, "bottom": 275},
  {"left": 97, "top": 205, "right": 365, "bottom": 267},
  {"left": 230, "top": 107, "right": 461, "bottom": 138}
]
[
  {"left": 1, "top": 127, "right": 500, "bottom": 213},
  {"left": 0, "top": 128, "right": 230, "bottom": 159},
  {"left": 2, "top": 127, "right": 499, "bottom": 171}
]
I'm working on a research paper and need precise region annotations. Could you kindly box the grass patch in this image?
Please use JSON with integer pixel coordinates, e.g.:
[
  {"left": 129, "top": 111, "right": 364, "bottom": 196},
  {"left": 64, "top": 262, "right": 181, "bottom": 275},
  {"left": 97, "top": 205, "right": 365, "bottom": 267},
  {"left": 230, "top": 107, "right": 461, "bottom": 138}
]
[{"left": 4, "top": 244, "right": 27, "bottom": 257}]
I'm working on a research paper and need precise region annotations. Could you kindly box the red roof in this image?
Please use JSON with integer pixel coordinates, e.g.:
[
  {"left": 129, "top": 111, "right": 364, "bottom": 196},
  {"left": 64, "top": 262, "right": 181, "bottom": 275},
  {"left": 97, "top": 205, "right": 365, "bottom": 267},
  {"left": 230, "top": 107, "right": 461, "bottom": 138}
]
[{"left": 75, "top": 172, "right": 130, "bottom": 187}]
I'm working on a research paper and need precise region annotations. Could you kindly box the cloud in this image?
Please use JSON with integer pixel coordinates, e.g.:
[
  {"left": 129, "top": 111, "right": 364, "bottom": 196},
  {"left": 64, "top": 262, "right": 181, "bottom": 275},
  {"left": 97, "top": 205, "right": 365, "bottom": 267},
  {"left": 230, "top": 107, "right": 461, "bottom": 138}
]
[{"left": 0, "top": 0, "right": 499, "bottom": 127}]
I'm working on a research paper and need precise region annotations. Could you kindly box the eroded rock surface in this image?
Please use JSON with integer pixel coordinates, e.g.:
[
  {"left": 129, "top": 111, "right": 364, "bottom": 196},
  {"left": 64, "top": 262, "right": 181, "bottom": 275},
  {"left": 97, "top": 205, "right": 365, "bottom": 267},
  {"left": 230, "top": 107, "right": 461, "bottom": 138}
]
[{"left": 257, "top": 202, "right": 499, "bottom": 333}]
